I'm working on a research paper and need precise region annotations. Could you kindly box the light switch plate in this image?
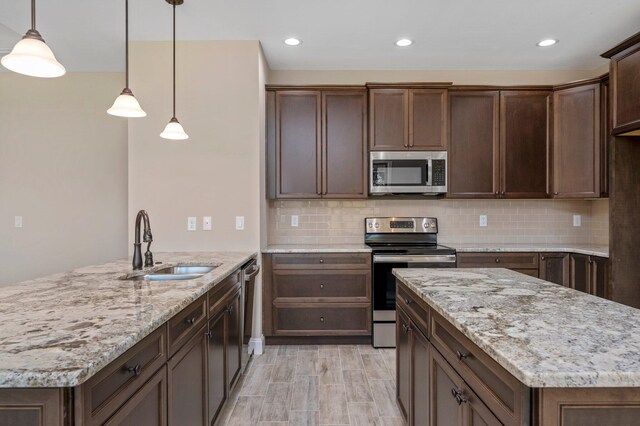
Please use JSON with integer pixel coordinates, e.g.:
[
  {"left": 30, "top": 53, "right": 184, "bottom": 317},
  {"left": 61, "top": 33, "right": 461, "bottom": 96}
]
[
  {"left": 203, "top": 216, "right": 212, "bottom": 231},
  {"left": 479, "top": 214, "right": 488, "bottom": 227},
  {"left": 573, "top": 215, "right": 581, "bottom": 227},
  {"left": 14, "top": 216, "right": 23, "bottom": 228},
  {"left": 187, "top": 217, "right": 197, "bottom": 231},
  {"left": 291, "top": 215, "right": 299, "bottom": 227},
  {"left": 235, "top": 216, "right": 245, "bottom": 231}
]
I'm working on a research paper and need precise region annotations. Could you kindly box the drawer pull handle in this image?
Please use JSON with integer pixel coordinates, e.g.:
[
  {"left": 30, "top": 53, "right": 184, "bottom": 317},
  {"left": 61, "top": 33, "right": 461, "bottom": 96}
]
[
  {"left": 320, "top": 317, "right": 325, "bottom": 323},
  {"left": 404, "top": 298, "right": 413, "bottom": 305},
  {"left": 226, "top": 305, "right": 234, "bottom": 314},
  {"left": 185, "top": 316, "right": 197, "bottom": 325},
  {"left": 402, "top": 323, "right": 411, "bottom": 333},
  {"left": 495, "top": 258, "right": 501, "bottom": 263},
  {"left": 127, "top": 364, "right": 142, "bottom": 376},
  {"left": 456, "top": 350, "right": 469, "bottom": 361},
  {"left": 319, "top": 259, "right": 324, "bottom": 264},
  {"left": 451, "top": 388, "right": 468, "bottom": 405}
]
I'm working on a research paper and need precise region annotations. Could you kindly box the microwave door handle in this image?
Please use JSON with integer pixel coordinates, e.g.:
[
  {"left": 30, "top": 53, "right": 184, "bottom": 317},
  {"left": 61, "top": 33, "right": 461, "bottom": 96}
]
[{"left": 426, "top": 159, "right": 432, "bottom": 186}]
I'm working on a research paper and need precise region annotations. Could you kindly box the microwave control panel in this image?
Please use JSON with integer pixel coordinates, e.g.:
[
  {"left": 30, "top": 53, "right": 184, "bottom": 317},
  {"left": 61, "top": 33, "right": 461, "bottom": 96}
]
[{"left": 432, "top": 160, "right": 446, "bottom": 186}]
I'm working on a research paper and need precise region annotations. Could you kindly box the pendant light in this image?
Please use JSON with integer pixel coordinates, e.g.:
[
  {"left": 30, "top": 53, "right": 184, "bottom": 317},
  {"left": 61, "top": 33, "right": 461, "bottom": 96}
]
[
  {"left": 108, "top": 0, "right": 146, "bottom": 118},
  {"left": 160, "top": 0, "right": 189, "bottom": 140},
  {"left": 1, "top": 0, "right": 65, "bottom": 78}
]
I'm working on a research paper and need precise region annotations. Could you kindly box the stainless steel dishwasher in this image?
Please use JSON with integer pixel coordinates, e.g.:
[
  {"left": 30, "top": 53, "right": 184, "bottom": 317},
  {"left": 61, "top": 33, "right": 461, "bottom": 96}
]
[{"left": 241, "top": 259, "right": 260, "bottom": 373}]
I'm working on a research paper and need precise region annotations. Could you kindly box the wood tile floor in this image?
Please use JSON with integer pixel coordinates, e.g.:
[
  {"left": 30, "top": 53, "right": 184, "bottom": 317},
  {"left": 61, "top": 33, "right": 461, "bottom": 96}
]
[{"left": 217, "top": 345, "right": 405, "bottom": 426}]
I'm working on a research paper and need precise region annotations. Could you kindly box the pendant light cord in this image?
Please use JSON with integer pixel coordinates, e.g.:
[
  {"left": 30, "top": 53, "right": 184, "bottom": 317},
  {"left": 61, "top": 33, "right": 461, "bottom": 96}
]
[
  {"left": 31, "top": 0, "right": 36, "bottom": 30},
  {"left": 172, "top": 4, "right": 176, "bottom": 118},
  {"left": 125, "top": 0, "right": 129, "bottom": 89}
]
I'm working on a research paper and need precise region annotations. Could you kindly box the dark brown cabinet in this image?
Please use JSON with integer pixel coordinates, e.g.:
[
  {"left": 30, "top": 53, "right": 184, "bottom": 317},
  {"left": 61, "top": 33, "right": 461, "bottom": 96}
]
[
  {"left": 601, "top": 32, "right": 640, "bottom": 136},
  {"left": 226, "top": 290, "right": 242, "bottom": 391},
  {"left": 448, "top": 90, "right": 500, "bottom": 198},
  {"left": 551, "top": 82, "right": 601, "bottom": 198},
  {"left": 267, "top": 87, "right": 367, "bottom": 199},
  {"left": 396, "top": 307, "right": 411, "bottom": 421},
  {"left": 570, "top": 254, "right": 610, "bottom": 298},
  {"left": 458, "top": 252, "right": 539, "bottom": 277},
  {"left": 207, "top": 309, "right": 226, "bottom": 425},
  {"left": 369, "top": 85, "right": 449, "bottom": 151},
  {"left": 168, "top": 326, "right": 208, "bottom": 426},
  {"left": 539, "top": 253, "right": 570, "bottom": 286},
  {"left": 500, "top": 90, "right": 551, "bottom": 198}
]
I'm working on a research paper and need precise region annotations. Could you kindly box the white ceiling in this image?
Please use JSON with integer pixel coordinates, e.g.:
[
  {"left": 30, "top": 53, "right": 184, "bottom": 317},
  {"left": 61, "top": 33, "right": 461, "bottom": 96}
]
[{"left": 1, "top": 0, "right": 639, "bottom": 72}]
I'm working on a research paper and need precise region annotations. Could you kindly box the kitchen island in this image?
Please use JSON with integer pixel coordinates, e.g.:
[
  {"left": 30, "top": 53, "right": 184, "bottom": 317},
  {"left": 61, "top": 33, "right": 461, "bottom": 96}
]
[
  {"left": 393, "top": 268, "right": 640, "bottom": 426},
  {"left": 0, "top": 251, "right": 256, "bottom": 425}
]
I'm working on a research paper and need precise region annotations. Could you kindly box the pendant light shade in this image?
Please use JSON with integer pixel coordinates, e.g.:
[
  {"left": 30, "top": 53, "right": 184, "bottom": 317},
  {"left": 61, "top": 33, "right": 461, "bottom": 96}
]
[
  {"left": 161, "top": 0, "right": 188, "bottom": 141},
  {"left": 1, "top": 1, "right": 65, "bottom": 78},
  {"left": 160, "top": 117, "right": 189, "bottom": 140},
  {"left": 108, "top": 0, "right": 146, "bottom": 118}
]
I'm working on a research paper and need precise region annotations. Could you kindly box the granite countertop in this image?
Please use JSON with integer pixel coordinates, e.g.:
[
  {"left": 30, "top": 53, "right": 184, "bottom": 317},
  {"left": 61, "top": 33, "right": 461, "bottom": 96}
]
[
  {"left": 450, "top": 243, "right": 609, "bottom": 258},
  {"left": 0, "top": 251, "right": 256, "bottom": 388},
  {"left": 262, "top": 244, "right": 372, "bottom": 253},
  {"left": 393, "top": 268, "right": 640, "bottom": 388}
]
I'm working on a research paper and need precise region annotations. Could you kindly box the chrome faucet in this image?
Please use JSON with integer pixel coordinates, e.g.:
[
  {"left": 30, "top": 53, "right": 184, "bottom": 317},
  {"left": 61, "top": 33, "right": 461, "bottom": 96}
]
[{"left": 133, "top": 210, "right": 153, "bottom": 270}]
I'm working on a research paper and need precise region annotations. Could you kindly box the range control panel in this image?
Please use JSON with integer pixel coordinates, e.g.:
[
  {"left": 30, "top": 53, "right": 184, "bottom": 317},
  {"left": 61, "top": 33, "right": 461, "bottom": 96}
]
[{"left": 365, "top": 217, "right": 438, "bottom": 234}]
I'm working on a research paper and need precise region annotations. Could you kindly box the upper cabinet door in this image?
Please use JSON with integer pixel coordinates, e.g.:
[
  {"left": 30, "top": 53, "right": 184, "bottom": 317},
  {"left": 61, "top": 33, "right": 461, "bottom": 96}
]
[
  {"left": 606, "top": 39, "right": 640, "bottom": 136},
  {"left": 448, "top": 91, "right": 500, "bottom": 198},
  {"left": 500, "top": 91, "right": 551, "bottom": 198},
  {"left": 369, "top": 89, "right": 409, "bottom": 151},
  {"left": 552, "top": 83, "right": 601, "bottom": 198},
  {"left": 276, "top": 91, "right": 322, "bottom": 198},
  {"left": 322, "top": 91, "right": 368, "bottom": 198},
  {"left": 409, "top": 89, "right": 448, "bottom": 150}
]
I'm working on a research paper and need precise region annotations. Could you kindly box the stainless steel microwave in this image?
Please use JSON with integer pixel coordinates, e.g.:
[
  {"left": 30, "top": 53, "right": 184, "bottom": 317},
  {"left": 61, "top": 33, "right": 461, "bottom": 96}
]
[{"left": 370, "top": 151, "right": 447, "bottom": 195}]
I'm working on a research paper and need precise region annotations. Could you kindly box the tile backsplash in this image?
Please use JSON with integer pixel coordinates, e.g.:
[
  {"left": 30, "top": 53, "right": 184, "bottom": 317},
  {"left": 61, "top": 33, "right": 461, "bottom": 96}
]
[{"left": 268, "top": 199, "right": 609, "bottom": 246}]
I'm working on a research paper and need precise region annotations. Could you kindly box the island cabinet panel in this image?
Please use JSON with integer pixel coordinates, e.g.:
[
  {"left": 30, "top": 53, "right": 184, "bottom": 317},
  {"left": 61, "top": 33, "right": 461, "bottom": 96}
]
[
  {"left": 539, "top": 253, "right": 570, "bottom": 287},
  {"left": 267, "top": 87, "right": 367, "bottom": 199},
  {"left": 322, "top": 91, "right": 368, "bottom": 198},
  {"left": 369, "top": 89, "right": 408, "bottom": 150},
  {"left": 0, "top": 388, "right": 67, "bottom": 426},
  {"left": 499, "top": 91, "right": 551, "bottom": 198},
  {"left": 226, "top": 289, "right": 243, "bottom": 391},
  {"left": 551, "top": 83, "right": 601, "bottom": 198},
  {"left": 207, "top": 309, "right": 226, "bottom": 425},
  {"left": 103, "top": 366, "right": 167, "bottom": 426},
  {"left": 263, "top": 253, "right": 372, "bottom": 340},
  {"left": 79, "top": 326, "right": 167, "bottom": 425},
  {"left": 167, "top": 325, "right": 208, "bottom": 426},
  {"left": 448, "top": 91, "right": 500, "bottom": 198},
  {"left": 396, "top": 307, "right": 411, "bottom": 422},
  {"left": 602, "top": 33, "right": 640, "bottom": 136}
]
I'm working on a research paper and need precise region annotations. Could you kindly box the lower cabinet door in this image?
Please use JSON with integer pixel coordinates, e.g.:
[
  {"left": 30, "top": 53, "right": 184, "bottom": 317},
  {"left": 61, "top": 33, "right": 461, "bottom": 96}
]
[
  {"left": 430, "top": 348, "right": 465, "bottom": 426},
  {"left": 226, "top": 290, "right": 242, "bottom": 392},
  {"left": 539, "top": 253, "right": 570, "bottom": 286},
  {"left": 104, "top": 366, "right": 167, "bottom": 426},
  {"left": 208, "top": 309, "right": 227, "bottom": 425},
  {"left": 396, "top": 308, "right": 411, "bottom": 422},
  {"left": 570, "top": 254, "right": 591, "bottom": 293},
  {"left": 464, "top": 385, "right": 502, "bottom": 426},
  {"left": 167, "top": 325, "right": 208, "bottom": 426},
  {"left": 590, "top": 256, "right": 609, "bottom": 298},
  {"left": 412, "top": 326, "right": 430, "bottom": 426}
]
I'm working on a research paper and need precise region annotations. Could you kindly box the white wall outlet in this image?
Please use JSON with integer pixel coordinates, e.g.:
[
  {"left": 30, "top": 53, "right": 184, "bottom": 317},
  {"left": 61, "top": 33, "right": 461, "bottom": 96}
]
[
  {"left": 573, "top": 215, "right": 582, "bottom": 227},
  {"left": 479, "top": 214, "right": 488, "bottom": 227},
  {"left": 235, "top": 216, "right": 245, "bottom": 231},
  {"left": 291, "top": 215, "right": 299, "bottom": 227},
  {"left": 203, "top": 216, "right": 212, "bottom": 231},
  {"left": 14, "top": 216, "right": 23, "bottom": 228},
  {"left": 187, "top": 216, "right": 197, "bottom": 231}
]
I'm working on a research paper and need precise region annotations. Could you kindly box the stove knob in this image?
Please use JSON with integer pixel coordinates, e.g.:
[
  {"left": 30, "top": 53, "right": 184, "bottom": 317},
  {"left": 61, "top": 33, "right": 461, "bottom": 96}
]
[
  {"left": 368, "top": 223, "right": 373, "bottom": 228},
  {"left": 423, "top": 223, "right": 428, "bottom": 228},
  {"left": 374, "top": 223, "right": 379, "bottom": 228}
]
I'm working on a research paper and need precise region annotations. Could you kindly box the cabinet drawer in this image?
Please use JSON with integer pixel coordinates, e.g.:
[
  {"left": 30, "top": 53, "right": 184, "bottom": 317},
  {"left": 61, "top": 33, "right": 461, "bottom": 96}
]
[
  {"left": 271, "top": 253, "right": 371, "bottom": 270},
  {"left": 167, "top": 295, "right": 207, "bottom": 356},
  {"left": 457, "top": 252, "right": 538, "bottom": 269},
  {"left": 396, "top": 282, "right": 430, "bottom": 338},
  {"left": 82, "top": 326, "right": 167, "bottom": 425},
  {"left": 273, "top": 304, "right": 371, "bottom": 336},
  {"left": 430, "top": 312, "right": 529, "bottom": 426},
  {"left": 273, "top": 270, "right": 370, "bottom": 302},
  {"left": 208, "top": 270, "right": 241, "bottom": 316}
]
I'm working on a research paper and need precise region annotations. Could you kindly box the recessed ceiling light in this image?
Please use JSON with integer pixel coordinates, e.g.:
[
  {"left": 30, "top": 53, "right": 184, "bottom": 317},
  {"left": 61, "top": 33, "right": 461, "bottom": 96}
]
[
  {"left": 284, "top": 38, "right": 302, "bottom": 46},
  {"left": 396, "top": 39, "right": 413, "bottom": 47},
  {"left": 537, "top": 39, "right": 558, "bottom": 47}
]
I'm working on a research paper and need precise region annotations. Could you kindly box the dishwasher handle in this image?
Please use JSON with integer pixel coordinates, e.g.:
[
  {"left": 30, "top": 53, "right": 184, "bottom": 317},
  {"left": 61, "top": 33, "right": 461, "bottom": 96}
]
[{"left": 244, "top": 263, "right": 261, "bottom": 282}]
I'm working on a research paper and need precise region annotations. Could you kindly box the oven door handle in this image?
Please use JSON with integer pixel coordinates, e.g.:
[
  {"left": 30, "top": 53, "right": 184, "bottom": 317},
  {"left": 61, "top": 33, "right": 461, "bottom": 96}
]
[{"left": 373, "top": 255, "right": 457, "bottom": 264}]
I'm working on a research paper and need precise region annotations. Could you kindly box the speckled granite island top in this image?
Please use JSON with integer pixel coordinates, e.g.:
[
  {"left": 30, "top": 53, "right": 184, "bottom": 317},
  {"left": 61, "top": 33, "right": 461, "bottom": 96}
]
[
  {"left": 0, "top": 251, "right": 255, "bottom": 388},
  {"left": 393, "top": 268, "right": 640, "bottom": 388}
]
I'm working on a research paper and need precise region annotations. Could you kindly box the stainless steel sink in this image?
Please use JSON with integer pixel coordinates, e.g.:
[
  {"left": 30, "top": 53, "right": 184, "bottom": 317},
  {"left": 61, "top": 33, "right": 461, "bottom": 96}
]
[{"left": 120, "top": 264, "right": 217, "bottom": 282}]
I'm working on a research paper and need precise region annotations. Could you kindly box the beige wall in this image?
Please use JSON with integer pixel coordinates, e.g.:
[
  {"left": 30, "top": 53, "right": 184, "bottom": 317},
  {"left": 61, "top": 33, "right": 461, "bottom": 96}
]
[
  {"left": 268, "top": 66, "right": 608, "bottom": 86},
  {"left": 268, "top": 199, "right": 608, "bottom": 246},
  {"left": 128, "top": 41, "right": 264, "bottom": 255},
  {"left": 0, "top": 73, "right": 129, "bottom": 286}
]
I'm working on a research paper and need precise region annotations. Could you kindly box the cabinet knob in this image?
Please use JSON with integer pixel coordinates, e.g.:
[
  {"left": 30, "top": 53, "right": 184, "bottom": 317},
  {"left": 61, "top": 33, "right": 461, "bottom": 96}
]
[
  {"left": 402, "top": 323, "right": 411, "bottom": 333},
  {"left": 127, "top": 364, "right": 142, "bottom": 376},
  {"left": 226, "top": 305, "right": 234, "bottom": 314},
  {"left": 501, "top": 191, "right": 505, "bottom": 196},
  {"left": 319, "top": 259, "right": 324, "bottom": 264},
  {"left": 541, "top": 256, "right": 545, "bottom": 260},
  {"left": 495, "top": 258, "right": 501, "bottom": 263},
  {"left": 185, "top": 316, "right": 196, "bottom": 325},
  {"left": 405, "top": 298, "right": 413, "bottom": 305},
  {"left": 320, "top": 317, "right": 325, "bottom": 323},
  {"left": 451, "top": 388, "right": 468, "bottom": 405},
  {"left": 456, "top": 350, "right": 469, "bottom": 361},
  {"left": 494, "top": 192, "right": 499, "bottom": 196},
  {"left": 205, "top": 330, "right": 213, "bottom": 339},
  {"left": 554, "top": 192, "right": 559, "bottom": 196},
  {"left": 320, "top": 284, "right": 324, "bottom": 289}
]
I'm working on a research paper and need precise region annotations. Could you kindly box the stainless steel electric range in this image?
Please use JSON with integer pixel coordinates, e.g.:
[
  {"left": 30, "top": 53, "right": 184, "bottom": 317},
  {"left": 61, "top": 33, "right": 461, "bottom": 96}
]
[{"left": 364, "top": 217, "right": 456, "bottom": 348}]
